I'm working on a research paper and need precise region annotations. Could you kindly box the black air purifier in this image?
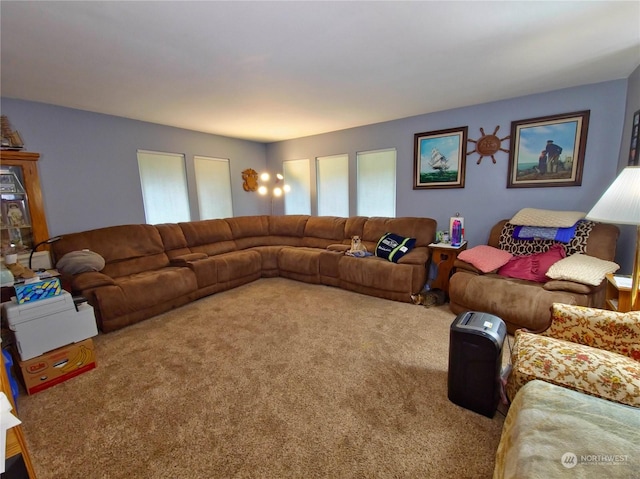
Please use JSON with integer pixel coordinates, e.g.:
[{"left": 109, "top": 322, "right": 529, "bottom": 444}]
[{"left": 448, "top": 311, "right": 506, "bottom": 418}]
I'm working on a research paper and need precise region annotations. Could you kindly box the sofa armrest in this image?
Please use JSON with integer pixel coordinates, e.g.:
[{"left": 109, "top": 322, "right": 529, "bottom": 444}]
[
  {"left": 68, "top": 271, "right": 116, "bottom": 291},
  {"left": 327, "top": 244, "right": 350, "bottom": 253},
  {"left": 542, "top": 303, "right": 640, "bottom": 359},
  {"left": 170, "top": 252, "right": 208, "bottom": 266},
  {"left": 452, "top": 259, "right": 482, "bottom": 275},
  {"left": 397, "top": 247, "right": 429, "bottom": 265}
]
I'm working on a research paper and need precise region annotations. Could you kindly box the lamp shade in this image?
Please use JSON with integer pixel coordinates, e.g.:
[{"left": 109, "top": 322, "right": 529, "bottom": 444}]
[{"left": 585, "top": 167, "right": 640, "bottom": 225}]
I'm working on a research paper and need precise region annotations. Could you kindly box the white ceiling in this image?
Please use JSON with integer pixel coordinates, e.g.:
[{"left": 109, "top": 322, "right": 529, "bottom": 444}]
[{"left": 1, "top": 1, "right": 639, "bottom": 143}]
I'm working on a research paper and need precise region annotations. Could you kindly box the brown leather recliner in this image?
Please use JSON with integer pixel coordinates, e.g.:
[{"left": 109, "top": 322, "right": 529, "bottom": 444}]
[{"left": 448, "top": 219, "right": 620, "bottom": 334}]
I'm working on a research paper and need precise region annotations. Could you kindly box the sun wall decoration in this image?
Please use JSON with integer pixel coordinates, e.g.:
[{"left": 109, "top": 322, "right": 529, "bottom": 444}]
[
  {"left": 241, "top": 168, "right": 259, "bottom": 192},
  {"left": 467, "top": 126, "right": 510, "bottom": 164}
]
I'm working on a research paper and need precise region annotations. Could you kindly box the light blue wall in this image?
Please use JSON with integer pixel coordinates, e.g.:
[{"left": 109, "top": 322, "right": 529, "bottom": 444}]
[
  {"left": 267, "top": 80, "right": 632, "bottom": 272},
  {"left": 1, "top": 78, "right": 634, "bottom": 273},
  {"left": 0, "top": 99, "right": 268, "bottom": 235},
  {"left": 613, "top": 64, "right": 640, "bottom": 275}
]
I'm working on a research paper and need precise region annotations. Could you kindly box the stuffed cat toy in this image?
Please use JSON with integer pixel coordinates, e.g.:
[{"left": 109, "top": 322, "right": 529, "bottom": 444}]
[
  {"left": 410, "top": 288, "right": 446, "bottom": 308},
  {"left": 4, "top": 259, "right": 36, "bottom": 279},
  {"left": 346, "top": 236, "right": 368, "bottom": 257}
]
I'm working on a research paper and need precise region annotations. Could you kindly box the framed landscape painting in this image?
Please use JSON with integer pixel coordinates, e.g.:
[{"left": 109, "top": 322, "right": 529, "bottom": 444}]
[
  {"left": 507, "top": 110, "right": 589, "bottom": 188},
  {"left": 414, "top": 126, "right": 467, "bottom": 189}
]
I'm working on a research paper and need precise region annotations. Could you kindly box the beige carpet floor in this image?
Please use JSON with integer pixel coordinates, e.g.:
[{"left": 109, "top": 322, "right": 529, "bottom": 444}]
[{"left": 18, "top": 278, "right": 506, "bottom": 478}]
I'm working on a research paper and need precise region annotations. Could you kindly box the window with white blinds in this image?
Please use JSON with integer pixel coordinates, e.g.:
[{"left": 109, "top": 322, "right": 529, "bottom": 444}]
[
  {"left": 283, "top": 159, "right": 311, "bottom": 215},
  {"left": 137, "top": 150, "right": 191, "bottom": 224},
  {"left": 316, "top": 154, "right": 349, "bottom": 217},
  {"left": 357, "top": 148, "right": 396, "bottom": 217},
  {"left": 194, "top": 156, "right": 233, "bottom": 219}
]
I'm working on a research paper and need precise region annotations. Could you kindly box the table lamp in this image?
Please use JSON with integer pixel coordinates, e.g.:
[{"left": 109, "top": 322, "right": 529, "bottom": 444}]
[
  {"left": 585, "top": 166, "right": 640, "bottom": 310},
  {"left": 29, "top": 236, "right": 63, "bottom": 270}
]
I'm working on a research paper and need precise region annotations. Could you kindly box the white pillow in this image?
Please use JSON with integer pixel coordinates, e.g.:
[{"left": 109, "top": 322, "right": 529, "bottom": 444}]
[
  {"left": 510, "top": 208, "right": 585, "bottom": 228},
  {"left": 545, "top": 253, "right": 619, "bottom": 286},
  {"left": 56, "top": 250, "right": 105, "bottom": 275}
]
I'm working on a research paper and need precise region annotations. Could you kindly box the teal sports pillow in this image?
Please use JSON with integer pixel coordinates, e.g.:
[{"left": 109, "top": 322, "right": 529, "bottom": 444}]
[{"left": 375, "top": 232, "right": 416, "bottom": 263}]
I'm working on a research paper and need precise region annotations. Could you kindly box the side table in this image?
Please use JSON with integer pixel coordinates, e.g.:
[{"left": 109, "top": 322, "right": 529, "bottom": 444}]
[
  {"left": 604, "top": 273, "right": 637, "bottom": 312},
  {"left": 428, "top": 241, "right": 468, "bottom": 296}
]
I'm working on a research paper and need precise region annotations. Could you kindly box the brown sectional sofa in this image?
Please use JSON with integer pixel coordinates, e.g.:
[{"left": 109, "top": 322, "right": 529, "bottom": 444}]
[{"left": 51, "top": 215, "right": 437, "bottom": 332}]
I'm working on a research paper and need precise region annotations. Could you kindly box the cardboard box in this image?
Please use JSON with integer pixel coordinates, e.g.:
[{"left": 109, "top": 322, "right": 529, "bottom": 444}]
[
  {"left": 16, "top": 338, "right": 96, "bottom": 395},
  {"left": 14, "top": 277, "right": 62, "bottom": 304}
]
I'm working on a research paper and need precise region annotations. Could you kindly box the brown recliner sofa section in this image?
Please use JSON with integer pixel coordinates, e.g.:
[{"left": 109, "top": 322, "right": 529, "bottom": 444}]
[
  {"left": 52, "top": 215, "right": 437, "bottom": 332},
  {"left": 448, "top": 219, "right": 619, "bottom": 334}
]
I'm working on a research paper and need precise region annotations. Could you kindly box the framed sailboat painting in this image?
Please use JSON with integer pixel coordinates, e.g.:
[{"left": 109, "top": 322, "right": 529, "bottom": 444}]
[{"left": 414, "top": 126, "right": 468, "bottom": 189}]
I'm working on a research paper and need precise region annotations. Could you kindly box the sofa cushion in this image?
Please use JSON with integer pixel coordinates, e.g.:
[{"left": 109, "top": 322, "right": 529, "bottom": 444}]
[
  {"left": 95, "top": 267, "right": 198, "bottom": 320},
  {"left": 339, "top": 255, "right": 417, "bottom": 292},
  {"left": 542, "top": 280, "right": 593, "bottom": 294},
  {"left": 212, "top": 249, "right": 262, "bottom": 283},
  {"left": 375, "top": 232, "right": 416, "bottom": 263},
  {"left": 225, "top": 215, "right": 269, "bottom": 239},
  {"left": 51, "top": 224, "right": 170, "bottom": 278},
  {"left": 509, "top": 208, "right": 585, "bottom": 228},
  {"left": 278, "top": 247, "right": 321, "bottom": 281},
  {"left": 497, "top": 244, "right": 565, "bottom": 282},
  {"left": 180, "top": 219, "right": 237, "bottom": 256},
  {"left": 457, "top": 245, "right": 513, "bottom": 273},
  {"left": 155, "top": 223, "right": 191, "bottom": 258},
  {"left": 269, "top": 215, "right": 309, "bottom": 237},
  {"left": 546, "top": 253, "right": 619, "bottom": 286},
  {"left": 302, "top": 216, "right": 347, "bottom": 249},
  {"left": 362, "top": 217, "right": 436, "bottom": 249},
  {"left": 449, "top": 273, "right": 579, "bottom": 333}
]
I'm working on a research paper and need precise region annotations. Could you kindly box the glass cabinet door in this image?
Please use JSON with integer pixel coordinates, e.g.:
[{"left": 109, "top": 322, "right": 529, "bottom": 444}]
[
  {"left": 1, "top": 166, "right": 33, "bottom": 252},
  {"left": 0, "top": 151, "right": 50, "bottom": 255}
]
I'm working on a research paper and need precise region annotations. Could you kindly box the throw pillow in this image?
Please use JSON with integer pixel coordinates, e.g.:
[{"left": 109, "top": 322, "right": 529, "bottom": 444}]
[
  {"left": 497, "top": 244, "right": 566, "bottom": 282},
  {"left": 545, "top": 253, "right": 619, "bottom": 286},
  {"left": 509, "top": 208, "right": 585, "bottom": 228},
  {"left": 56, "top": 250, "right": 106, "bottom": 275},
  {"left": 457, "top": 245, "right": 513, "bottom": 273},
  {"left": 375, "top": 232, "right": 416, "bottom": 263}
]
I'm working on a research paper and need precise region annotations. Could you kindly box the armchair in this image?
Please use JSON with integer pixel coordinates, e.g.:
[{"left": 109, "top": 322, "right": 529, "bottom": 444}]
[
  {"left": 506, "top": 303, "right": 640, "bottom": 407},
  {"left": 449, "top": 217, "right": 620, "bottom": 333}
]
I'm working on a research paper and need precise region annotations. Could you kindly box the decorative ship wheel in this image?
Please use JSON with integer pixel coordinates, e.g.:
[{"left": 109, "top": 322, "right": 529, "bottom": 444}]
[{"left": 467, "top": 126, "right": 510, "bottom": 164}]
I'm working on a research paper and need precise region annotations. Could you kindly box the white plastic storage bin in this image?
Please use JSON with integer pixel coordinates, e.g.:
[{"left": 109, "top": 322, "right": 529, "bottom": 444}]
[{"left": 2, "top": 291, "right": 98, "bottom": 361}]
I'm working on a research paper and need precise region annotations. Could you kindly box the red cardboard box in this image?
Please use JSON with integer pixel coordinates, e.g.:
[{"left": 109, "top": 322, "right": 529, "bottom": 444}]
[{"left": 16, "top": 338, "right": 96, "bottom": 395}]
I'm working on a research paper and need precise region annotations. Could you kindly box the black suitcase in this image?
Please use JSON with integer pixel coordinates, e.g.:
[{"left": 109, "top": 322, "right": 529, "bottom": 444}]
[{"left": 448, "top": 311, "right": 506, "bottom": 417}]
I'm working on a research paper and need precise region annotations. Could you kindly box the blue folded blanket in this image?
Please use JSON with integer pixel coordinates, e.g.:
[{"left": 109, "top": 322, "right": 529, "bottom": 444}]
[{"left": 513, "top": 222, "right": 580, "bottom": 243}]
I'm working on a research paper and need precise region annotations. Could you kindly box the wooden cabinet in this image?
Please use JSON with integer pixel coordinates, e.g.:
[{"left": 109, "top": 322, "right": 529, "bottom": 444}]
[{"left": 0, "top": 151, "right": 50, "bottom": 255}]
